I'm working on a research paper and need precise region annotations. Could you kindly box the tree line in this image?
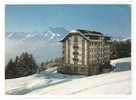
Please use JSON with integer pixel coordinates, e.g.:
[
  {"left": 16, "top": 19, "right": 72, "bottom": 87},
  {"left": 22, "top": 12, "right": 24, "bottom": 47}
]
[
  {"left": 5, "top": 52, "right": 38, "bottom": 79},
  {"left": 110, "top": 39, "right": 131, "bottom": 59}
]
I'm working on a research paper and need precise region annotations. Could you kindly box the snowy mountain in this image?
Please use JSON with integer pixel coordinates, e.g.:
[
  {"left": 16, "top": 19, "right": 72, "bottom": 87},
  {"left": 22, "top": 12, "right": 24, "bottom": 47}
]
[
  {"left": 5, "top": 57, "right": 131, "bottom": 95},
  {"left": 6, "top": 27, "right": 68, "bottom": 41},
  {"left": 6, "top": 31, "right": 63, "bottom": 42},
  {"left": 5, "top": 27, "right": 68, "bottom": 64}
]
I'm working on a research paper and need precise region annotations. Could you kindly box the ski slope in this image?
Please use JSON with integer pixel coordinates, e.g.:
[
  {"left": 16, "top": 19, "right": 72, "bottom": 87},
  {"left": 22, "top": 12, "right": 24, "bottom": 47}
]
[{"left": 5, "top": 57, "right": 131, "bottom": 95}]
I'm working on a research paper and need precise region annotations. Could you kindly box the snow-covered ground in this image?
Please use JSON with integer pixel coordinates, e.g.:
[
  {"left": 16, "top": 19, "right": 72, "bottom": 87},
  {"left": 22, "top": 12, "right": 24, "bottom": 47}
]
[
  {"left": 5, "top": 57, "right": 131, "bottom": 95},
  {"left": 5, "top": 68, "right": 84, "bottom": 95}
]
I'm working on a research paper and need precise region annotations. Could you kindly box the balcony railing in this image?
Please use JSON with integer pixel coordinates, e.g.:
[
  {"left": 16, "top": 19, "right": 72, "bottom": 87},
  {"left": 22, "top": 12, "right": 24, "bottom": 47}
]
[
  {"left": 73, "top": 45, "right": 79, "bottom": 49},
  {"left": 73, "top": 51, "right": 79, "bottom": 55}
]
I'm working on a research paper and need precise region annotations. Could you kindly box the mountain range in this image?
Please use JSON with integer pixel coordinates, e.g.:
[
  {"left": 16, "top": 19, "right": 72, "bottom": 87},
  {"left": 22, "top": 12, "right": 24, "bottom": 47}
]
[
  {"left": 5, "top": 27, "right": 130, "bottom": 65},
  {"left": 5, "top": 27, "right": 68, "bottom": 64}
]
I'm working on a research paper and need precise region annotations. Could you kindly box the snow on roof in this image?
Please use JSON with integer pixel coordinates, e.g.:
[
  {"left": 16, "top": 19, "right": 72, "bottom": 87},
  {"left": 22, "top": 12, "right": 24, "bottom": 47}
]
[
  {"left": 76, "top": 29, "right": 103, "bottom": 35},
  {"left": 60, "top": 29, "right": 109, "bottom": 42},
  {"left": 69, "top": 30, "right": 79, "bottom": 33}
]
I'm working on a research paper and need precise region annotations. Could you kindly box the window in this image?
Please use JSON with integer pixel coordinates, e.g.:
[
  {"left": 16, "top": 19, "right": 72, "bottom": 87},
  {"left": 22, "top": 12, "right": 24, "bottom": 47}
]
[
  {"left": 74, "top": 35, "right": 78, "bottom": 42},
  {"left": 78, "top": 36, "right": 82, "bottom": 44},
  {"left": 73, "top": 58, "right": 79, "bottom": 62},
  {"left": 73, "top": 51, "right": 79, "bottom": 55},
  {"left": 80, "top": 67, "right": 85, "bottom": 72},
  {"left": 62, "top": 50, "right": 64, "bottom": 54},
  {"left": 73, "top": 45, "right": 79, "bottom": 49}
]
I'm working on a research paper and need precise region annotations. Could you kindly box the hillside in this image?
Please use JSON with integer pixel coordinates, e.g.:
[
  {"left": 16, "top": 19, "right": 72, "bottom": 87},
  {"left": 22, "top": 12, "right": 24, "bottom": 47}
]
[{"left": 5, "top": 57, "right": 131, "bottom": 95}]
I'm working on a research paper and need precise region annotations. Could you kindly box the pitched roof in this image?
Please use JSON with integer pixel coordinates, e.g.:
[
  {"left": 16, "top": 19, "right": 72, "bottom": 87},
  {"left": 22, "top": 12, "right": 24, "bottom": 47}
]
[
  {"left": 76, "top": 29, "right": 103, "bottom": 36},
  {"left": 60, "top": 29, "right": 110, "bottom": 42}
]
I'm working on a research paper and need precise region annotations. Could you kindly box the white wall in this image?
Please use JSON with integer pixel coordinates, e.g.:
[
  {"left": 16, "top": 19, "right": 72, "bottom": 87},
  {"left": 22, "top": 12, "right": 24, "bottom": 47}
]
[
  {"left": 84, "top": 40, "right": 87, "bottom": 65},
  {"left": 65, "top": 40, "right": 68, "bottom": 64},
  {"left": 77, "top": 36, "right": 82, "bottom": 65},
  {"left": 69, "top": 36, "right": 74, "bottom": 64}
]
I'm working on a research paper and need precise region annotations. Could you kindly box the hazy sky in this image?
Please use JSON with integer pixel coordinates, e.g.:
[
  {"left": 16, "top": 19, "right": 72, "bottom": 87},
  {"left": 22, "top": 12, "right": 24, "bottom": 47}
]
[{"left": 5, "top": 5, "right": 131, "bottom": 37}]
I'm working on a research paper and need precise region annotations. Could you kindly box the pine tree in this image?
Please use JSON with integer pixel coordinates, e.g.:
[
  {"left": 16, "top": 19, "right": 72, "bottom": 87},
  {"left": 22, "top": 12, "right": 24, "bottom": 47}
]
[
  {"left": 5, "top": 52, "right": 38, "bottom": 79},
  {"left": 110, "top": 39, "right": 131, "bottom": 59},
  {"left": 5, "top": 59, "right": 17, "bottom": 79},
  {"left": 41, "top": 62, "right": 44, "bottom": 67},
  {"left": 30, "top": 54, "right": 38, "bottom": 74}
]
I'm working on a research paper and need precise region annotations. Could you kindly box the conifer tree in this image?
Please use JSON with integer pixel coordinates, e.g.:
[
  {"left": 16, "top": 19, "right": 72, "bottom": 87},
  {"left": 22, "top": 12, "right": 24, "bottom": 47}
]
[{"left": 5, "top": 52, "right": 38, "bottom": 79}]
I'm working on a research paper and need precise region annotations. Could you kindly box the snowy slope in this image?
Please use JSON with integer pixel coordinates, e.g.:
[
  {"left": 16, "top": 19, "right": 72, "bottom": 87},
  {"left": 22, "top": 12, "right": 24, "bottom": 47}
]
[
  {"left": 5, "top": 57, "right": 131, "bottom": 95},
  {"left": 27, "top": 71, "right": 130, "bottom": 96},
  {"left": 5, "top": 67, "right": 84, "bottom": 95}
]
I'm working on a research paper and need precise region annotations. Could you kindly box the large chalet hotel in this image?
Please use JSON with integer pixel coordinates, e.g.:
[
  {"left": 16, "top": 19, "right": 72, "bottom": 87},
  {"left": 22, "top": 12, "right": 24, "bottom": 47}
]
[{"left": 57, "top": 29, "right": 112, "bottom": 76}]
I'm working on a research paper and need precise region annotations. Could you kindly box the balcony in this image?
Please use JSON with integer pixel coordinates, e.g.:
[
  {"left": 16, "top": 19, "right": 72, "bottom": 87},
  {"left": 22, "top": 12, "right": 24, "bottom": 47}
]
[
  {"left": 73, "top": 58, "right": 79, "bottom": 62},
  {"left": 73, "top": 45, "right": 79, "bottom": 49},
  {"left": 73, "top": 51, "right": 79, "bottom": 55}
]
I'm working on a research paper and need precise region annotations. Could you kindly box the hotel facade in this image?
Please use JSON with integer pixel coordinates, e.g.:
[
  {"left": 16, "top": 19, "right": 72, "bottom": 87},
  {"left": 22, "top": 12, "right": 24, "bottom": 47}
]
[{"left": 57, "top": 29, "right": 112, "bottom": 75}]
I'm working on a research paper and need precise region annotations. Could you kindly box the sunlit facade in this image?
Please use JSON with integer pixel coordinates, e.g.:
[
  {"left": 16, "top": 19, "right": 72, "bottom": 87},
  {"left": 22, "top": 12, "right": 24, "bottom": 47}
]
[{"left": 58, "top": 29, "right": 111, "bottom": 75}]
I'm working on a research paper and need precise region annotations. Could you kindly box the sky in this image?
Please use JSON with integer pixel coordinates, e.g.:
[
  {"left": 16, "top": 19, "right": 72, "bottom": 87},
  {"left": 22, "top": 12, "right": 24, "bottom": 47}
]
[{"left": 5, "top": 5, "right": 131, "bottom": 37}]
